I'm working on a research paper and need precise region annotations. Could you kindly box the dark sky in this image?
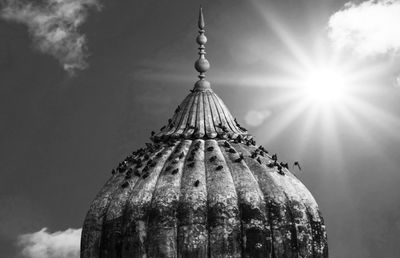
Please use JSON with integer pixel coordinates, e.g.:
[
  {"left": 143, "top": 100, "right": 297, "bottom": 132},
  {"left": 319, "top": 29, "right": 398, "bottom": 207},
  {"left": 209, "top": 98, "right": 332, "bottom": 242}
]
[{"left": 1, "top": 0, "right": 400, "bottom": 257}]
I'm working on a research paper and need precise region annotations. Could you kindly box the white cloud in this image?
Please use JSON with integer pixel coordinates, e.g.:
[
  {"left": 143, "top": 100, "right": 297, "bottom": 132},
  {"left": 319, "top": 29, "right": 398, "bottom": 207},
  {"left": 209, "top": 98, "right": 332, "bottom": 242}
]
[
  {"left": 18, "top": 228, "right": 81, "bottom": 258},
  {"left": 0, "top": 0, "right": 101, "bottom": 74},
  {"left": 244, "top": 109, "right": 272, "bottom": 127},
  {"left": 328, "top": 0, "right": 400, "bottom": 56},
  {"left": 394, "top": 75, "right": 400, "bottom": 88}
]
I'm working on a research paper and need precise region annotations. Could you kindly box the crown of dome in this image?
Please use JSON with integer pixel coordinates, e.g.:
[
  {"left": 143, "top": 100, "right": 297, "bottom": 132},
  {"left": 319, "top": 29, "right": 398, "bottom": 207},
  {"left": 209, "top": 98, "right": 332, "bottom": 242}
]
[
  {"left": 152, "top": 89, "right": 251, "bottom": 142},
  {"left": 81, "top": 7, "right": 328, "bottom": 258}
]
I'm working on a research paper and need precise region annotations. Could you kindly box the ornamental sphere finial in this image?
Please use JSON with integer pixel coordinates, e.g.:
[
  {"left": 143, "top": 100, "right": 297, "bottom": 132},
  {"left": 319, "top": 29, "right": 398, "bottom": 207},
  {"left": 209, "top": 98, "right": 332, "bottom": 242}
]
[{"left": 193, "top": 6, "right": 211, "bottom": 91}]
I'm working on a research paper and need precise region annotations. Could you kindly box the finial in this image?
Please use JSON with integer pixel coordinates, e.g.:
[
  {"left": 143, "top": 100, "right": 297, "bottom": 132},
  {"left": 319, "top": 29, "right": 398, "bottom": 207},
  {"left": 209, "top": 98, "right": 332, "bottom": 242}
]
[{"left": 194, "top": 6, "right": 211, "bottom": 91}]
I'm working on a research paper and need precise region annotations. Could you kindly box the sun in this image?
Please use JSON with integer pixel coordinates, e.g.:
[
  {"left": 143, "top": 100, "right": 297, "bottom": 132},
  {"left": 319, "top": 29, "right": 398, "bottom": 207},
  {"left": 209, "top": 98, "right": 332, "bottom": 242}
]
[{"left": 301, "top": 66, "right": 348, "bottom": 105}]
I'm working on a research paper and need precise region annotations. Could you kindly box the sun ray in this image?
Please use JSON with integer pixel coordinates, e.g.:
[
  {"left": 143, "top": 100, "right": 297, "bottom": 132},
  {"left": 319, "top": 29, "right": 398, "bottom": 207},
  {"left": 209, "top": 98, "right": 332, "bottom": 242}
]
[
  {"left": 262, "top": 99, "right": 311, "bottom": 143},
  {"left": 294, "top": 106, "right": 320, "bottom": 156}
]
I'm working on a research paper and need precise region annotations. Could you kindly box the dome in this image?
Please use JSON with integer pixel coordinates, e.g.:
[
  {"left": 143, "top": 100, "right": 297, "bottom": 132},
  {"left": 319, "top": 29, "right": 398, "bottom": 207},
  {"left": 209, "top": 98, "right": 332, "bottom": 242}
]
[{"left": 81, "top": 8, "right": 328, "bottom": 258}]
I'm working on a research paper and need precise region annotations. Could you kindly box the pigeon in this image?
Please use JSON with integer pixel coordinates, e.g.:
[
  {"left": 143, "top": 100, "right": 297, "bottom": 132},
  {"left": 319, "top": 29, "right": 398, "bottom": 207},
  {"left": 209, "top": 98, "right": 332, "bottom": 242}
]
[
  {"left": 224, "top": 141, "right": 230, "bottom": 148},
  {"left": 235, "top": 153, "right": 244, "bottom": 162},
  {"left": 293, "top": 161, "right": 302, "bottom": 170},
  {"left": 209, "top": 156, "right": 217, "bottom": 162},
  {"left": 280, "top": 162, "right": 289, "bottom": 169},
  {"left": 267, "top": 162, "right": 275, "bottom": 168},
  {"left": 216, "top": 165, "right": 224, "bottom": 171}
]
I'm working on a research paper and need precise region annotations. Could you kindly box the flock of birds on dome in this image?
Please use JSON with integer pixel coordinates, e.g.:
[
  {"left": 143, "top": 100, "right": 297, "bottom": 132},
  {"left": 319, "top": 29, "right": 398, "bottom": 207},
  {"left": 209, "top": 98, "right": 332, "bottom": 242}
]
[{"left": 110, "top": 104, "right": 302, "bottom": 189}]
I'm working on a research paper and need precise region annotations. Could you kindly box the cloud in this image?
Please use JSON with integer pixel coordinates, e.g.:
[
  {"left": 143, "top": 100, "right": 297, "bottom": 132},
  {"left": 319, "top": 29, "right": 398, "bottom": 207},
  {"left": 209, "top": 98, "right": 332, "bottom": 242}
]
[
  {"left": 0, "top": 0, "right": 101, "bottom": 74},
  {"left": 244, "top": 109, "right": 272, "bottom": 127},
  {"left": 328, "top": 0, "right": 400, "bottom": 56},
  {"left": 17, "top": 227, "right": 81, "bottom": 258},
  {"left": 394, "top": 75, "right": 400, "bottom": 88}
]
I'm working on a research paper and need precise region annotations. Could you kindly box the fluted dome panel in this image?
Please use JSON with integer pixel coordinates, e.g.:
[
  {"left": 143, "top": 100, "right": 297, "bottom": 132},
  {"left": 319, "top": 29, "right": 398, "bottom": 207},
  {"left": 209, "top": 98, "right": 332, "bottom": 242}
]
[{"left": 82, "top": 138, "right": 328, "bottom": 258}]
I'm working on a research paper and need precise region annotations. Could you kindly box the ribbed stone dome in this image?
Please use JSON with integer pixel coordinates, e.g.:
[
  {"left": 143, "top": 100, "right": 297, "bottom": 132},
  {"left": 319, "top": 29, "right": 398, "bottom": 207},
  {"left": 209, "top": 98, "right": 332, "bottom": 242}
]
[
  {"left": 81, "top": 8, "right": 328, "bottom": 258},
  {"left": 81, "top": 89, "right": 328, "bottom": 258}
]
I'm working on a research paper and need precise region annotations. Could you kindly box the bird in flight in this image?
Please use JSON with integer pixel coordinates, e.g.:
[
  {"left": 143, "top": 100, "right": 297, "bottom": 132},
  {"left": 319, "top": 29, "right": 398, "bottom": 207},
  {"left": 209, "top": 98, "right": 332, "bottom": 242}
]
[{"left": 293, "top": 161, "right": 302, "bottom": 171}]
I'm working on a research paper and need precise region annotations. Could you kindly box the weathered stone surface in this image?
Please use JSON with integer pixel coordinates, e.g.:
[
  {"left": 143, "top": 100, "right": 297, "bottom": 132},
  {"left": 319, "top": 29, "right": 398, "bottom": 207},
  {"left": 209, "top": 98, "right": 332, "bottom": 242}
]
[
  {"left": 81, "top": 88, "right": 328, "bottom": 258},
  {"left": 81, "top": 139, "right": 328, "bottom": 258}
]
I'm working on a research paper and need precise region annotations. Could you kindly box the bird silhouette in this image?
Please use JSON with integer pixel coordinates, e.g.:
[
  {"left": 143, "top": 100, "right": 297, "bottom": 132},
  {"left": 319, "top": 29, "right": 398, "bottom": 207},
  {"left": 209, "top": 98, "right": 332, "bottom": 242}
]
[
  {"left": 293, "top": 161, "right": 302, "bottom": 170},
  {"left": 280, "top": 162, "right": 289, "bottom": 169},
  {"left": 235, "top": 153, "right": 244, "bottom": 162},
  {"left": 209, "top": 156, "right": 217, "bottom": 162},
  {"left": 224, "top": 141, "right": 230, "bottom": 148}
]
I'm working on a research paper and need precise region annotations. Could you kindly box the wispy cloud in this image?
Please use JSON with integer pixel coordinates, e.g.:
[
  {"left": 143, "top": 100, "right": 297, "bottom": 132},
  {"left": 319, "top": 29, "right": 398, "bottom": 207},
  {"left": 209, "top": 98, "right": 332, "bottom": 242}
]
[
  {"left": 18, "top": 227, "right": 81, "bottom": 258},
  {"left": 328, "top": 0, "right": 400, "bottom": 56},
  {"left": 0, "top": 0, "right": 101, "bottom": 75},
  {"left": 244, "top": 109, "right": 272, "bottom": 127}
]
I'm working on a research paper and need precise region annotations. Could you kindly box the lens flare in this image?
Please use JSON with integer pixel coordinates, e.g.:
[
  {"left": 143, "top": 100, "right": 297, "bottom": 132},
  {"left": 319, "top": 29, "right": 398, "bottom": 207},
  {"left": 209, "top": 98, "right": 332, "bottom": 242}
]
[{"left": 301, "top": 67, "right": 348, "bottom": 105}]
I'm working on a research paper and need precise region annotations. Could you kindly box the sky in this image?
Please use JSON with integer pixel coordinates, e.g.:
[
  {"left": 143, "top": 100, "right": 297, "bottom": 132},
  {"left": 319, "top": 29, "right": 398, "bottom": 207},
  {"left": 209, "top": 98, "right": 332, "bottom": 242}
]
[{"left": 1, "top": 0, "right": 400, "bottom": 257}]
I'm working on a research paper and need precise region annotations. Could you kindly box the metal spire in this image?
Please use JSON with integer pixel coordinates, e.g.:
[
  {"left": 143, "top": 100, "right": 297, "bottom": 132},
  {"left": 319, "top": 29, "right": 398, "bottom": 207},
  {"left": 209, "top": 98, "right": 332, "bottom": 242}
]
[{"left": 194, "top": 6, "right": 211, "bottom": 91}]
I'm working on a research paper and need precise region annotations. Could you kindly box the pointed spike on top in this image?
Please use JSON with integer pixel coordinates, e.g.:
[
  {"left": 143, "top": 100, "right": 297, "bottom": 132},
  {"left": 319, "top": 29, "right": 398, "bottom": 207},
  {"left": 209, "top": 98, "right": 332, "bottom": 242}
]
[
  {"left": 193, "top": 6, "right": 211, "bottom": 91},
  {"left": 198, "top": 6, "right": 205, "bottom": 29}
]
